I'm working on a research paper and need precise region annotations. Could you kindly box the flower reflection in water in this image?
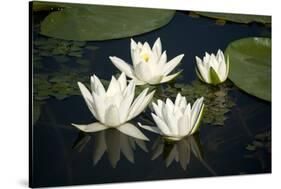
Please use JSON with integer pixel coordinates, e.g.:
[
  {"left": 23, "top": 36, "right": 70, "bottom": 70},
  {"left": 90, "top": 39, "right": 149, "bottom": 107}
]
[
  {"left": 151, "top": 134, "right": 202, "bottom": 170},
  {"left": 72, "top": 128, "right": 148, "bottom": 168},
  {"left": 151, "top": 134, "right": 216, "bottom": 174}
]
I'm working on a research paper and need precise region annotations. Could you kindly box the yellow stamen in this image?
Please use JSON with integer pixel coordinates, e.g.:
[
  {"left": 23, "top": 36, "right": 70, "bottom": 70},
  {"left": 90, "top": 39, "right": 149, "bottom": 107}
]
[{"left": 141, "top": 53, "right": 150, "bottom": 62}]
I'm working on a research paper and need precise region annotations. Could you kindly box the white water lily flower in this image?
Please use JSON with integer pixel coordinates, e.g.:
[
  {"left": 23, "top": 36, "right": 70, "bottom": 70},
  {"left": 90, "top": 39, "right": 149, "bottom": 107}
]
[
  {"left": 109, "top": 38, "right": 184, "bottom": 85},
  {"left": 72, "top": 72, "right": 155, "bottom": 141},
  {"left": 151, "top": 135, "right": 203, "bottom": 170},
  {"left": 195, "top": 49, "right": 229, "bottom": 85},
  {"left": 139, "top": 93, "right": 204, "bottom": 141}
]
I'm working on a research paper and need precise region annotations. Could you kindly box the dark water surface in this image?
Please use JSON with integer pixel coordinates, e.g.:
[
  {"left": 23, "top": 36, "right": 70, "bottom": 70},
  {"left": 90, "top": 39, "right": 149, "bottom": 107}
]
[{"left": 31, "top": 11, "right": 271, "bottom": 187}]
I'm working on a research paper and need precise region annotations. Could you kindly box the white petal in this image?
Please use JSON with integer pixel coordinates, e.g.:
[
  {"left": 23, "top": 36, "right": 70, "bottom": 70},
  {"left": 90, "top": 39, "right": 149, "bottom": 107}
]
[
  {"left": 143, "top": 42, "right": 152, "bottom": 52},
  {"left": 225, "top": 55, "right": 230, "bottom": 80},
  {"left": 178, "top": 115, "right": 189, "bottom": 136},
  {"left": 132, "top": 78, "right": 147, "bottom": 85},
  {"left": 117, "top": 123, "right": 149, "bottom": 141},
  {"left": 123, "top": 80, "right": 135, "bottom": 97},
  {"left": 128, "top": 90, "right": 155, "bottom": 120},
  {"left": 152, "top": 102, "right": 163, "bottom": 118},
  {"left": 166, "top": 98, "right": 175, "bottom": 112},
  {"left": 163, "top": 54, "right": 184, "bottom": 75},
  {"left": 119, "top": 91, "right": 134, "bottom": 123},
  {"left": 109, "top": 56, "right": 135, "bottom": 79},
  {"left": 158, "top": 51, "right": 167, "bottom": 66},
  {"left": 204, "top": 52, "right": 211, "bottom": 64},
  {"left": 92, "top": 92, "right": 106, "bottom": 123},
  {"left": 104, "top": 105, "right": 121, "bottom": 127},
  {"left": 162, "top": 104, "right": 178, "bottom": 135},
  {"left": 191, "top": 97, "right": 204, "bottom": 127},
  {"left": 77, "top": 82, "right": 97, "bottom": 117},
  {"left": 179, "top": 97, "right": 187, "bottom": 110},
  {"left": 90, "top": 75, "right": 106, "bottom": 96},
  {"left": 147, "top": 75, "right": 163, "bottom": 85},
  {"left": 196, "top": 56, "right": 210, "bottom": 83},
  {"left": 106, "top": 76, "right": 121, "bottom": 96},
  {"left": 134, "top": 62, "right": 162, "bottom": 84},
  {"left": 118, "top": 72, "right": 127, "bottom": 91},
  {"left": 191, "top": 103, "right": 204, "bottom": 135},
  {"left": 184, "top": 104, "right": 192, "bottom": 132},
  {"left": 152, "top": 37, "right": 162, "bottom": 57},
  {"left": 160, "top": 71, "right": 181, "bottom": 83},
  {"left": 157, "top": 99, "right": 164, "bottom": 110},
  {"left": 138, "top": 122, "right": 162, "bottom": 134},
  {"left": 134, "top": 62, "right": 151, "bottom": 82},
  {"left": 127, "top": 88, "right": 148, "bottom": 119},
  {"left": 152, "top": 113, "right": 170, "bottom": 135},
  {"left": 217, "top": 49, "right": 225, "bottom": 63},
  {"left": 175, "top": 93, "right": 182, "bottom": 107},
  {"left": 72, "top": 122, "right": 108, "bottom": 132},
  {"left": 131, "top": 39, "right": 138, "bottom": 66}
]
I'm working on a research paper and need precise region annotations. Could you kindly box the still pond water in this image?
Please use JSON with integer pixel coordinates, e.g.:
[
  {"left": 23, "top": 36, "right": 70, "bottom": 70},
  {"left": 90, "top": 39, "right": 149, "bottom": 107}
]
[{"left": 32, "top": 10, "right": 271, "bottom": 187}]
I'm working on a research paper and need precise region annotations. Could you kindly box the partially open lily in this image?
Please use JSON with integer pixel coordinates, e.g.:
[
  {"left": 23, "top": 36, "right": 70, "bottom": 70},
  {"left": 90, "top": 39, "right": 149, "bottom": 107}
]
[
  {"left": 72, "top": 73, "right": 155, "bottom": 141},
  {"left": 195, "top": 49, "right": 229, "bottom": 85},
  {"left": 109, "top": 38, "right": 184, "bottom": 85},
  {"left": 139, "top": 93, "right": 204, "bottom": 141}
]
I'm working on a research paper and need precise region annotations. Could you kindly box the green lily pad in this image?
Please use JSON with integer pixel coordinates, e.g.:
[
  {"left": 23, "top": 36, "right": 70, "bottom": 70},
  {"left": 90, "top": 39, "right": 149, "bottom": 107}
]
[
  {"left": 40, "top": 3, "right": 175, "bottom": 41},
  {"left": 32, "top": 1, "right": 66, "bottom": 12},
  {"left": 225, "top": 37, "right": 271, "bottom": 101},
  {"left": 196, "top": 11, "right": 271, "bottom": 24}
]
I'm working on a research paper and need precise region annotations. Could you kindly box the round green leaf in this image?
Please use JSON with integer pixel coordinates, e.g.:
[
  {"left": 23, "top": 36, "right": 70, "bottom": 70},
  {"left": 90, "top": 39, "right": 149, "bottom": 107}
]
[
  {"left": 225, "top": 37, "right": 271, "bottom": 101},
  {"left": 40, "top": 4, "right": 175, "bottom": 41},
  {"left": 196, "top": 12, "right": 271, "bottom": 24}
]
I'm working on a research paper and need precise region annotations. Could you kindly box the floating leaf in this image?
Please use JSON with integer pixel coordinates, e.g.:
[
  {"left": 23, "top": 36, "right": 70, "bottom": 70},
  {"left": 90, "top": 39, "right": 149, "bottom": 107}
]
[
  {"left": 245, "top": 130, "right": 271, "bottom": 159},
  {"left": 166, "top": 80, "right": 236, "bottom": 126},
  {"left": 34, "top": 37, "right": 88, "bottom": 60},
  {"left": 32, "top": 1, "right": 66, "bottom": 12},
  {"left": 225, "top": 37, "right": 271, "bottom": 101},
  {"left": 196, "top": 11, "right": 271, "bottom": 24},
  {"left": 40, "top": 3, "right": 175, "bottom": 41},
  {"left": 246, "top": 144, "right": 256, "bottom": 151}
]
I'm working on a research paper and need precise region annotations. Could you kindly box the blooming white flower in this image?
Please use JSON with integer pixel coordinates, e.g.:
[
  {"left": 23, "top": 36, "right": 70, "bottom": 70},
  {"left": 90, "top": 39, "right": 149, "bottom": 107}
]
[
  {"left": 72, "top": 73, "right": 155, "bottom": 141},
  {"left": 139, "top": 93, "right": 204, "bottom": 141},
  {"left": 151, "top": 135, "right": 203, "bottom": 170},
  {"left": 195, "top": 49, "right": 229, "bottom": 85},
  {"left": 109, "top": 38, "right": 184, "bottom": 85}
]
